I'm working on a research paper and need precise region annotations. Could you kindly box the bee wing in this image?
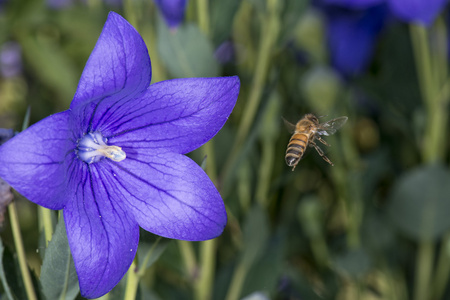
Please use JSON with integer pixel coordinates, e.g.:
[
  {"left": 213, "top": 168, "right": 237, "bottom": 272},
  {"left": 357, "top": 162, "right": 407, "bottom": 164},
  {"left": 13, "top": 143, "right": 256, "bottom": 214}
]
[
  {"left": 317, "top": 116, "right": 348, "bottom": 136},
  {"left": 282, "top": 117, "right": 297, "bottom": 133}
]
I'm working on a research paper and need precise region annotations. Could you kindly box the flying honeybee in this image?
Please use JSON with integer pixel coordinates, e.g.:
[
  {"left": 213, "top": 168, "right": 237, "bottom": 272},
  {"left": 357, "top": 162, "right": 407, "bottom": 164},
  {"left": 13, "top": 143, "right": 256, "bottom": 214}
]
[{"left": 285, "top": 114, "right": 348, "bottom": 170}]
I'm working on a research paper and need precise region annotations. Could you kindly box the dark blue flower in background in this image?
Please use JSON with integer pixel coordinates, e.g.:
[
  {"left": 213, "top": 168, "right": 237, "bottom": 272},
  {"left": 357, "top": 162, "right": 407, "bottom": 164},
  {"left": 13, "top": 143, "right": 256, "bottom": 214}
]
[
  {"left": 389, "top": 0, "right": 448, "bottom": 26},
  {"left": 321, "top": 0, "right": 383, "bottom": 9},
  {"left": 323, "top": 4, "right": 388, "bottom": 77},
  {"left": 154, "top": 0, "right": 188, "bottom": 29},
  {"left": 320, "top": 0, "right": 447, "bottom": 25},
  {"left": 0, "top": 12, "right": 239, "bottom": 298},
  {"left": 316, "top": 0, "right": 447, "bottom": 77}
]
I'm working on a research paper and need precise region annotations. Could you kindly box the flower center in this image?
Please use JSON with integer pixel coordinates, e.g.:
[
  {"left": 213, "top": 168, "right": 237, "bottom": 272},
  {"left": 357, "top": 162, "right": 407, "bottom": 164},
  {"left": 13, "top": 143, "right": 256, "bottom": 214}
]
[{"left": 76, "top": 132, "right": 126, "bottom": 164}]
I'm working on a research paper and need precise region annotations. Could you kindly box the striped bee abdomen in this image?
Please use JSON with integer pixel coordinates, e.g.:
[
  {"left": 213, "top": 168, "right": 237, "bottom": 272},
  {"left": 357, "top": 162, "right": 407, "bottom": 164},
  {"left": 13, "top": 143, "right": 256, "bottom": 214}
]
[{"left": 285, "top": 132, "right": 310, "bottom": 169}]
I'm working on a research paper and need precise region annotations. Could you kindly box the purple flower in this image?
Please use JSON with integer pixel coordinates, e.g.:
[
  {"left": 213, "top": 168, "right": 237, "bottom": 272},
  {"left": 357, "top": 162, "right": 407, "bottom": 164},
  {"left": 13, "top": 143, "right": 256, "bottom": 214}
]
[
  {"left": 320, "top": 0, "right": 384, "bottom": 9},
  {"left": 0, "top": 12, "right": 239, "bottom": 298},
  {"left": 317, "top": 0, "right": 448, "bottom": 26},
  {"left": 154, "top": 0, "right": 188, "bottom": 29},
  {"left": 388, "top": 0, "right": 448, "bottom": 26},
  {"left": 324, "top": 4, "right": 388, "bottom": 77}
]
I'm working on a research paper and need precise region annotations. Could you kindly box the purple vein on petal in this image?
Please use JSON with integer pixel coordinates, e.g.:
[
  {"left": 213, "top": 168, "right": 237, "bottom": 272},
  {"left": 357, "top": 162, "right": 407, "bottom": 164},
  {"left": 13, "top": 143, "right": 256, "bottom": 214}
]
[
  {"left": 81, "top": 170, "right": 110, "bottom": 292},
  {"left": 67, "top": 160, "right": 139, "bottom": 297},
  {"left": 104, "top": 79, "right": 235, "bottom": 139},
  {"left": 100, "top": 168, "right": 169, "bottom": 221},
  {"left": 87, "top": 166, "right": 111, "bottom": 290},
  {"left": 102, "top": 97, "right": 182, "bottom": 135},
  {"left": 108, "top": 158, "right": 223, "bottom": 228}
]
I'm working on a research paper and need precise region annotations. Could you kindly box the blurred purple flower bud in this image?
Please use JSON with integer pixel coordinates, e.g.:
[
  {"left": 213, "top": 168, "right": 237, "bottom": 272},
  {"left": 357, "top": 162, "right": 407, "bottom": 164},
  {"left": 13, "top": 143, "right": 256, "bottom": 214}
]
[
  {"left": 388, "top": 0, "right": 447, "bottom": 26},
  {"left": 154, "top": 0, "right": 188, "bottom": 29},
  {"left": 215, "top": 40, "right": 236, "bottom": 64},
  {"left": 0, "top": 42, "right": 22, "bottom": 78},
  {"left": 325, "top": 4, "right": 388, "bottom": 77},
  {"left": 0, "top": 128, "right": 14, "bottom": 146}
]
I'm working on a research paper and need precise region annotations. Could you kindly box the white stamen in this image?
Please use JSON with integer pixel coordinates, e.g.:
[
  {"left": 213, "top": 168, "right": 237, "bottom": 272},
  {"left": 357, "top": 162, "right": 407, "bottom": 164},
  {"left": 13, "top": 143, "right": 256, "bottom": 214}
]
[{"left": 77, "top": 132, "right": 126, "bottom": 164}]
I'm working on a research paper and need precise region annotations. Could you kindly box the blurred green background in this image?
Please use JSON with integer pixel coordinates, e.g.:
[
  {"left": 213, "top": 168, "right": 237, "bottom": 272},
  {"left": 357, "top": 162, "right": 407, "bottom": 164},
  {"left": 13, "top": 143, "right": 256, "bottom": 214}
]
[{"left": 1, "top": 0, "right": 450, "bottom": 299}]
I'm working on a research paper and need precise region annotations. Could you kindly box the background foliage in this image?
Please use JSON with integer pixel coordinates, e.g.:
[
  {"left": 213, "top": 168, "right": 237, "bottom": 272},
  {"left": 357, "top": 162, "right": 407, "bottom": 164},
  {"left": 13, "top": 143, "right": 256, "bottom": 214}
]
[{"left": 1, "top": 0, "right": 450, "bottom": 299}]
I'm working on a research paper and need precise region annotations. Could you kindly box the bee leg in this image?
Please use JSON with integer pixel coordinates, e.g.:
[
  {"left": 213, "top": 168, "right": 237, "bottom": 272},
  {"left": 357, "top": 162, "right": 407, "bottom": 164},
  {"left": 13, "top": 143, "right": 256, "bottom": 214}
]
[
  {"left": 310, "top": 141, "right": 334, "bottom": 166},
  {"left": 316, "top": 135, "right": 330, "bottom": 147}
]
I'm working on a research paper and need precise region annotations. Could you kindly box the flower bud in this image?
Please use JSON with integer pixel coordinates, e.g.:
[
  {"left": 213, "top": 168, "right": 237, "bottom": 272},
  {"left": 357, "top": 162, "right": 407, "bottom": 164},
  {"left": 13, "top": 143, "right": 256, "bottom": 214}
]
[
  {"left": 293, "top": 9, "right": 326, "bottom": 64},
  {"left": 301, "top": 65, "right": 342, "bottom": 113}
]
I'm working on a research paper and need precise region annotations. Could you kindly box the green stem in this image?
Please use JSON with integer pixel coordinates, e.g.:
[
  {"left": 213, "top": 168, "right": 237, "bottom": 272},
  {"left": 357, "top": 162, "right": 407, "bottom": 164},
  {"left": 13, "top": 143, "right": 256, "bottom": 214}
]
[
  {"left": 195, "top": 141, "right": 219, "bottom": 300},
  {"left": 413, "top": 240, "right": 434, "bottom": 300},
  {"left": 224, "top": 262, "right": 248, "bottom": 300},
  {"left": 237, "top": 162, "right": 251, "bottom": 213},
  {"left": 329, "top": 131, "right": 361, "bottom": 249},
  {"left": 431, "top": 233, "right": 450, "bottom": 300},
  {"left": 123, "top": 238, "right": 164, "bottom": 300},
  {"left": 195, "top": 239, "right": 216, "bottom": 300},
  {"left": 123, "top": 0, "right": 139, "bottom": 29},
  {"left": 178, "top": 240, "right": 198, "bottom": 279},
  {"left": 123, "top": 258, "right": 139, "bottom": 300},
  {"left": 137, "top": 237, "right": 162, "bottom": 277},
  {"left": 196, "top": 0, "right": 210, "bottom": 36},
  {"left": 409, "top": 22, "right": 449, "bottom": 300},
  {"left": 255, "top": 139, "right": 274, "bottom": 208},
  {"left": 141, "top": 4, "right": 167, "bottom": 83},
  {"left": 311, "top": 236, "right": 329, "bottom": 267},
  {"left": 410, "top": 25, "right": 435, "bottom": 110},
  {"left": 40, "top": 207, "right": 54, "bottom": 247},
  {"left": 410, "top": 24, "right": 449, "bottom": 163},
  {"left": 221, "top": 0, "right": 280, "bottom": 184},
  {"left": 431, "top": 17, "right": 447, "bottom": 96},
  {"left": 8, "top": 202, "right": 37, "bottom": 300}
]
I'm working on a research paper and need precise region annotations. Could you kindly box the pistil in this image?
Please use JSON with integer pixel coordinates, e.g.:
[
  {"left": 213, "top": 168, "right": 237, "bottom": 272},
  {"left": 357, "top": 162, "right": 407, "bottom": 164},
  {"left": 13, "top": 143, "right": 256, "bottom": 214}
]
[{"left": 77, "top": 132, "right": 126, "bottom": 164}]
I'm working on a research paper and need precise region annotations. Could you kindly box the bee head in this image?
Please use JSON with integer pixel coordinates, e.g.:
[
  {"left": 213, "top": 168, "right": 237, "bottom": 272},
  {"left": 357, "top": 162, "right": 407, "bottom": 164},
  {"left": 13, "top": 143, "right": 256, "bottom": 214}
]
[{"left": 305, "top": 114, "right": 319, "bottom": 124}]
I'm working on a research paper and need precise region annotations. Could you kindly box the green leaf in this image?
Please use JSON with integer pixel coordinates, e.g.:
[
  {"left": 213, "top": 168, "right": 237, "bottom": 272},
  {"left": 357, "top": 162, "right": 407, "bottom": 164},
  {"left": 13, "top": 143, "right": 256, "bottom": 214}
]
[
  {"left": 18, "top": 32, "right": 78, "bottom": 103},
  {"left": 333, "top": 248, "right": 371, "bottom": 277},
  {"left": 0, "top": 239, "right": 16, "bottom": 300},
  {"left": 40, "top": 216, "right": 79, "bottom": 300},
  {"left": 387, "top": 164, "right": 450, "bottom": 241},
  {"left": 242, "top": 232, "right": 286, "bottom": 297},
  {"left": 157, "top": 20, "right": 219, "bottom": 78}
]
